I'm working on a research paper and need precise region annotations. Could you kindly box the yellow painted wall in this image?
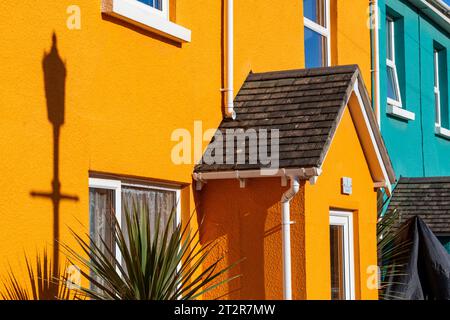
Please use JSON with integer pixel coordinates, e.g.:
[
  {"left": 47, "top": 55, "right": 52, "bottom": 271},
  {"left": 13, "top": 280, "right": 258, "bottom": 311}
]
[
  {"left": 332, "top": 0, "right": 373, "bottom": 94},
  {"left": 304, "top": 107, "right": 379, "bottom": 300},
  {"left": 0, "top": 0, "right": 373, "bottom": 296}
]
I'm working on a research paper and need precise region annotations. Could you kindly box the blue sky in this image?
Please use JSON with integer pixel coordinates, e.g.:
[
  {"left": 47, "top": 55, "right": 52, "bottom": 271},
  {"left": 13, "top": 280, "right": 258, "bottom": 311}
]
[{"left": 444, "top": 0, "right": 450, "bottom": 5}]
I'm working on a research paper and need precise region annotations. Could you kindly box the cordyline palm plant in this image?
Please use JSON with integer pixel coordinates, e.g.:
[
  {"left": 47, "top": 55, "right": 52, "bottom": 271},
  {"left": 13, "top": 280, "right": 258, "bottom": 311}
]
[
  {"left": 1, "top": 249, "right": 75, "bottom": 300},
  {"left": 63, "top": 203, "right": 241, "bottom": 300},
  {"left": 377, "top": 190, "right": 410, "bottom": 300}
]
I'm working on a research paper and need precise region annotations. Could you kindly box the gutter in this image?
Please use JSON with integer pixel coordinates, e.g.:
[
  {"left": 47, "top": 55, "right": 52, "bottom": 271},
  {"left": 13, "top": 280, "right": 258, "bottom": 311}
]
[
  {"left": 193, "top": 167, "right": 322, "bottom": 190},
  {"left": 407, "top": 0, "right": 450, "bottom": 32}
]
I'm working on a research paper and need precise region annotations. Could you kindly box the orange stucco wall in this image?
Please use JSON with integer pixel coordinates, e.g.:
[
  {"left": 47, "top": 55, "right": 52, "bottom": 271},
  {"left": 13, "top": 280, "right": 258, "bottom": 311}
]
[
  {"left": 0, "top": 0, "right": 373, "bottom": 295},
  {"left": 198, "top": 107, "right": 379, "bottom": 300},
  {"left": 304, "top": 107, "right": 379, "bottom": 300},
  {"left": 197, "top": 178, "right": 306, "bottom": 300}
]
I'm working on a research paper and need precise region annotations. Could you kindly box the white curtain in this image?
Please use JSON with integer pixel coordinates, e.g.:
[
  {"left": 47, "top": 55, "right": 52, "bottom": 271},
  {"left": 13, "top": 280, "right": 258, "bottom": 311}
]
[{"left": 89, "top": 187, "right": 116, "bottom": 289}]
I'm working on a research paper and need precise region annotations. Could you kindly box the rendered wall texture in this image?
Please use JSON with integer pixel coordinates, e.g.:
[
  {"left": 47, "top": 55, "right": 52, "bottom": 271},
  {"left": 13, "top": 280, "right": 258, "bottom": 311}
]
[
  {"left": 304, "top": 108, "right": 379, "bottom": 300},
  {"left": 0, "top": 0, "right": 373, "bottom": 298},
  {"left": 378, "top": 0, "right": 450, "bottom": 177}
]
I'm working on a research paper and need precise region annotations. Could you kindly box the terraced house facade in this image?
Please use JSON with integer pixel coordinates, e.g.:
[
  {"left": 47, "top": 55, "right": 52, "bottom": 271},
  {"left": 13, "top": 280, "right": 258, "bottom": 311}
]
[
  {"left": 1, "top": 0, "right": 426, "bottom": 301},
  {"left": 371, "top": 0, "right": 450, "bottom": 252}
]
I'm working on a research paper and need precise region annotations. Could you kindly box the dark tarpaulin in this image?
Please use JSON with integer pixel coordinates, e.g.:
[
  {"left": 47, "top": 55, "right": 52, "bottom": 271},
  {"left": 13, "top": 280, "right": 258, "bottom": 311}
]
[{"left": 385, "top": 216, "right": 450, "bottom": 300}]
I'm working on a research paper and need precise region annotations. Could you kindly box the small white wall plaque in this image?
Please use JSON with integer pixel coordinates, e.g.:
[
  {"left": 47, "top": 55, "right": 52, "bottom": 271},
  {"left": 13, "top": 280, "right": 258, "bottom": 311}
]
[{"left": 342, "top": 177, "right": 352, "bottom": 195}]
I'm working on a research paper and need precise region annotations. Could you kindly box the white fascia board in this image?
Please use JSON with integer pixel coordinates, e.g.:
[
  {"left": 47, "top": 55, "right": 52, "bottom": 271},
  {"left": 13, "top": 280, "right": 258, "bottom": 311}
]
[
  {"left": 104, "top": 0, "right": 191, "bottom": 43},
  {"left": 407, "top": 0, "right": 450, "bottom": 33},
  {"left": 193, "top": 167, "right": 322, "bottom": 182},
  {"left": 353, "top": 82, "right": 393, "bottom": 194},
  {"left": 387, "top": 104, "right": 416, "bottom": 121}
]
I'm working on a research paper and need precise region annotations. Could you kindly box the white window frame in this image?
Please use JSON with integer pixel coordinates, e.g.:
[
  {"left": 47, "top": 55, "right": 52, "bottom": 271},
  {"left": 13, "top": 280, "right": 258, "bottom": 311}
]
[
  {"left": 303, "top": 0, "right": 331, "bottom": 67},
  {"left": 133, "top": 0, "right": 169, "bottom": 20},
  {"left": 88, "top": 178, "right": 181, "bottom": 268},
  {"left": 386, "top": 17, "right": 403, "bottom": 109},
  {"left": 329, "top": 210, "right": 355, "bottom": 300},
  {"left": 434, "top": 49, "right": 442, "bottom": 127},
  {"left": 102, "top": 0, "right": 191, "bottom": 43}
]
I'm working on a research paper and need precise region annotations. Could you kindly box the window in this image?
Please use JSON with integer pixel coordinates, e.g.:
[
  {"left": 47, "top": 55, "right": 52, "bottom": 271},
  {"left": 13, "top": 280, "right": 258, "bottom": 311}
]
[
  {"left": 303, "top": 0, "right": 331, "bottom": 68},
  {"left": 434, "top": 49, "right": 442, "bottom": 127},
  {"left": 88, "top": 178, "right": 180, "bottom": 287},
  {"left": 434, "top": 45, "right": 450, "bottom": 140},
  {"left": 434, "top": 45, "right": 450, "bottom": 138},
  {"left": 329, "top": 211, "right": 355, "bottom": 300},
  {"left": 386, "top": 17, "right": 402, "bottom": 108},
  {"left": 101, "top": 0, "right": 191, "bottom": 43},
  {"left": 136, "top": 0, "right": 168, "bottom": 19}
]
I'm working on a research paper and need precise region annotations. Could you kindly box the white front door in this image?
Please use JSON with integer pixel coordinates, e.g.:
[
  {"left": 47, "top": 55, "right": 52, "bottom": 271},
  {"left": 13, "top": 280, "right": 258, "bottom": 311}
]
[{"left": 329, "top": 210, "right": 355, "bottom": 300}]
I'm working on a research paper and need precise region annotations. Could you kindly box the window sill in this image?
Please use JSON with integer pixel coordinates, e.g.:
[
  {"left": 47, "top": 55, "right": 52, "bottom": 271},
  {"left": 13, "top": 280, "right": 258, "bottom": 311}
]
[
  {"left": 435, "top": 125, "right": 450, "bottom": 140},
  {"left": 387, "top": 104, "right": 415, "bottom": 121},
  {"left": 102, "top": 0, "right": 191, "bottom": 43}
]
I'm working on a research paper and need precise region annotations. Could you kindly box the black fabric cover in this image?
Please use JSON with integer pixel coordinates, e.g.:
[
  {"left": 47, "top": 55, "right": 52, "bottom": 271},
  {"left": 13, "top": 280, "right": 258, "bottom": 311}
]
[{"left": 385, "top": 216, "right": 450, "bottom": 300}]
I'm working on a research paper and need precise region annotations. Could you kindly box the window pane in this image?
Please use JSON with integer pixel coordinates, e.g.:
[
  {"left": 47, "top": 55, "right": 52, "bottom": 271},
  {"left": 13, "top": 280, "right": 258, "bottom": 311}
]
[
  {"left": 303, "top": 0, "right": 326, "bottom": 27},
  {"left": 435, "top": 92, "right": 441, "bottom": 124},
  {"left": 386, "top": 19, "right": 393, "bottom": 61},
  {"left": 89, "top": 188, "right": 116, "bottom": 289},
  {"left": 137, "top": 0, "right": 162, "bottom": 10},
  {"left": 121, "top": 186, "right": 176, "bottom": 247},
  {"left": 387, "top": 66, "right": 399, "bottom": 102},
  {"left": 330, "top": 225, "right": 345, "bottom": 300},
  {"left": 434, "top": 50, "right": 439, "bottom": 88},
  {"left": 304, "top": 27, "right": 327, "bottom": 68}
]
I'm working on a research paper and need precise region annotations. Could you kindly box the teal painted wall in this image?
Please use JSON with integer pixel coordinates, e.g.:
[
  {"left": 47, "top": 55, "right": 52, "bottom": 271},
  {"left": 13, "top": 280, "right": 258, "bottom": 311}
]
[
  {"left": 376, "top": 0, "right": 450, "bottom": 178},
  {"left": 438, "top": 236, "right": 450, "bottom": 254}
]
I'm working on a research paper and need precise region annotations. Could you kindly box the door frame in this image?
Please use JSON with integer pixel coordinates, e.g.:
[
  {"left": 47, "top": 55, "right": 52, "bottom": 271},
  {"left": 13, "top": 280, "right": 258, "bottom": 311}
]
[{"left": 329, "top": 210, "right": 355, "bottom": 300}]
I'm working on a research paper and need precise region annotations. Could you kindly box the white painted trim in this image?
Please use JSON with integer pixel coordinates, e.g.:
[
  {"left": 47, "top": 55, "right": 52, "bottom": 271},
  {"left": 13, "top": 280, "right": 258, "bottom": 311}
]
[
  {"left": 353, "top": 82, "right": 393, "bottom": 194},
  {"left": 435, "top": 125, "right": 450, "bottom": 140},
  {"left": 121, "top": 181, "right": 181, "bottom": 226},
  {"left": 89, "top": 177, "right": 182, "bottom": 270},
  {"left": 303, "top": 0, "right": 331, "bottom": 67},
  {"left": 104, "top": 0, "right": 191, "bottom": 43},
  {"left": 89, "top": 178, "right": 123, "bottom": 266},
  {"left": 304, "top": 18, "right": 329, "bottom": 37},
  {"left": 329, "top": 210, "right": 355, "bottom": 300},
  {"left": 386, "top": 17, "right": 403, "bottom": 108},
  {"left": 193, "top": 167, "right": 322, "bottom": 184},
  {"left": 387, "top": 104, "right": 416, "bottom": 121},
  {"left": 434, "top": 49, "right": 442, "bottom": 127}
]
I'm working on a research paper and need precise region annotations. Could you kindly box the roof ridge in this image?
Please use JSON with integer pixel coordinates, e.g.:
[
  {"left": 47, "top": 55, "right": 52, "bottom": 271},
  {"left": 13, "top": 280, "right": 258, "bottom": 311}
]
[
  {"left": 399, "top": 176, "right": 450, "bottom": 184},
  {"left": 246, "top": 65, "right": 359, "bottom": 82}
]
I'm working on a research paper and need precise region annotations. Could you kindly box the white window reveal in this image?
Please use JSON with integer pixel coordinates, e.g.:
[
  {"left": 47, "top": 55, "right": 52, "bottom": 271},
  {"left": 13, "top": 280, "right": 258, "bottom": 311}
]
[
  {"left": 102, "top": 0, "right": 191, "bottom": 43},
  {"left": 303, "top": 0, "right": 331, "bottom": 68},
  {"left": 385, "top": 17, "right": 415, "bottom": 121},
  {"left": 434, "top": 48, "right": 450, "bottom": 139},
  {"left": 329, "top": 211, "right": 355, "bottom": 300},
  {"left": 434, "top": 49, "right": 442, "bottom": 127}
]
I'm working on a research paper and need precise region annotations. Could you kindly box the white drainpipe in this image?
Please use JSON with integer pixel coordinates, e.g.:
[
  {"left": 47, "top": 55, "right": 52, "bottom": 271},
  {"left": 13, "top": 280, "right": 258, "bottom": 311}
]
[
  {"left": 225, "top": 0, "right": 236, "bottom": 119},
  {"left": 371, "top": 0, "right": 381, "bottom": 126},
  {"left": 281, "top": 176, "right": 300, "bottom": 300}
]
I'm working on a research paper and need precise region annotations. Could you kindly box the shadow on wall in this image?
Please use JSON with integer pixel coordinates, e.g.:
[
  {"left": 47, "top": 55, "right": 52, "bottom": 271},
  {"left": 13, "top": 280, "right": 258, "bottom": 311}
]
[
  {"left": 196, "top": 178, "right": 306, "bottom": 300},
  {"left": 30, "top": 33, "right": 79, "bottom": 286}
]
